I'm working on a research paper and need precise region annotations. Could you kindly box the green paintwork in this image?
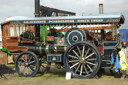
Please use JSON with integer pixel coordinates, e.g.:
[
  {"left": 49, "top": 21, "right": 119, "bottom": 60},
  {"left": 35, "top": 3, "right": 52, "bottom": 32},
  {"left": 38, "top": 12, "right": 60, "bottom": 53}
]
[
  {"left": 40, "top": 25, "right": 49, "bottom": 41},
  {"left": 40, "top": 25, "right": 66, "bottom": 42},
  {"left": 1, "top": 48, "right": 11, "bottom": 55}
]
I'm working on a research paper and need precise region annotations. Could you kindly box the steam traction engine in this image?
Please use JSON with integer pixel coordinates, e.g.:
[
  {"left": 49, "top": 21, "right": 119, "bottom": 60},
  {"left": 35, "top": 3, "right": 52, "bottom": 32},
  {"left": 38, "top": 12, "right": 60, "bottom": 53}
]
[{"left": 9, "top": 14, "right": 124, "bottom": 78}]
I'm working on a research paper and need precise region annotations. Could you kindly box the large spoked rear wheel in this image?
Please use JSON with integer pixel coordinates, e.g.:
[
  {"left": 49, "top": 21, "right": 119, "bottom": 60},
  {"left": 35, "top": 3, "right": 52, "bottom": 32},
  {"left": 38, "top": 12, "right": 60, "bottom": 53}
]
[
  {"left": 15, "top": 51, "right": 39, "bottom": 77},
  {"left": 64, "top": 42, "right": 101, "bottom": 78}
]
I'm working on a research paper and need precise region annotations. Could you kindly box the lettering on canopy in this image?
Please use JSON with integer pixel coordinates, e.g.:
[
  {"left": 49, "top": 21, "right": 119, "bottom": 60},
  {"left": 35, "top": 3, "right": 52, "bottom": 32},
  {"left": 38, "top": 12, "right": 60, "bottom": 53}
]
[{"left": 23, "top": 19, "right": 105, "bottom": 24}]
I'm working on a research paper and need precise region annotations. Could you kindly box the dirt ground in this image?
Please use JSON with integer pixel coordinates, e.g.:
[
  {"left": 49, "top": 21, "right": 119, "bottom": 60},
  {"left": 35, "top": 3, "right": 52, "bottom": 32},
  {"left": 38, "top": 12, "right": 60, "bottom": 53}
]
[{"left": 0, "top": 65, "right": 128, "bottom": 85}]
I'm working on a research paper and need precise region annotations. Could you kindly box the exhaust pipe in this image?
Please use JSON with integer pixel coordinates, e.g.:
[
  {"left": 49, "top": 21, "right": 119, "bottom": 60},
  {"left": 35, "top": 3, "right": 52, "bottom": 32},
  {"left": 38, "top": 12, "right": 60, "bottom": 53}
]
[
  {"left": 99, "top": 3, "right": 103, "bottom": 14},
  {"left": 99, "top": 3, "right": 105, "bottom": 40},
  {"left": 35, "top": 0, "right": 40, "bottom": 17},
  {"left": 35, "top": 0, "right": 41, "bottom": 41}
]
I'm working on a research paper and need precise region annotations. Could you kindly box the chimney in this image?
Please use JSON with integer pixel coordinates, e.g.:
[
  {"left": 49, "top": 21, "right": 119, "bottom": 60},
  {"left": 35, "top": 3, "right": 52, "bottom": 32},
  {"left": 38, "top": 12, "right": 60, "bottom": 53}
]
[
  {"left": 35, "top": 0, "right": 40, "bottom": 17},
  {"left": 35, "top": 0, "right": 40, "bottom": 41},
  {"left": 99, "top": 3, "right": 105, "bottom": 40},
  {"left": 99, "top": 3, "right": 103, "bottom": 14}
]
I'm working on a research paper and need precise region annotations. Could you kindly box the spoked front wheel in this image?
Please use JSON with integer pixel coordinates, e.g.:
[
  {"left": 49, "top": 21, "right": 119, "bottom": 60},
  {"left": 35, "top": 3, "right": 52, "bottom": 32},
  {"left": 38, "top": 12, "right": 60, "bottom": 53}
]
[
  {"left": 64, "top": 42, "right": 101, "bottom": 78},
  {"left": 15, "top": 51, "right": 39, "bottom": 77}
]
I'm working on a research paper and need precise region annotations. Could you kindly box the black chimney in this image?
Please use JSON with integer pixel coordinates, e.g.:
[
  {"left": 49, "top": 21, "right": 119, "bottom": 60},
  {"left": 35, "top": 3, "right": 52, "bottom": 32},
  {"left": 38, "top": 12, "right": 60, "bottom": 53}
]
[
  {"left": 35, "top": 0, "right": 40, "bottom": 17},
  {"left": 35, "top": 0, "right": 40, "bottom": 41}
]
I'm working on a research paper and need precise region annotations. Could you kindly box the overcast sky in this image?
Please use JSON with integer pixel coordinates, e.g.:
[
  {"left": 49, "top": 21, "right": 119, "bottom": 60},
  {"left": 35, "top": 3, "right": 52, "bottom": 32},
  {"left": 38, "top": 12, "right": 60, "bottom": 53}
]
[{"left": 0, "top": 0, "right": 128, "bottom": 28}]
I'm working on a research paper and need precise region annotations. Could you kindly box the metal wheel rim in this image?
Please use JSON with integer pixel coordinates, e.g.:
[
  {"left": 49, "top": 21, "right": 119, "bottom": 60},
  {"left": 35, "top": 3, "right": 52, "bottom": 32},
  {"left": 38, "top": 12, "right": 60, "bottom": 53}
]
[
  {"left": 65, "top": 42, "right": 100, "bottom": 78},
  {"left": 16, "top": 53, "right": 38, "bottom": 77}
]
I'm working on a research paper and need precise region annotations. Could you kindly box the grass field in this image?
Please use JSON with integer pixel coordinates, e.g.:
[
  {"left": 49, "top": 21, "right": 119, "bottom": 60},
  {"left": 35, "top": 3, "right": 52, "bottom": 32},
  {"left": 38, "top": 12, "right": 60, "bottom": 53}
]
[{"left": 0, "top": 64, "right": 128, "bottom": 85}]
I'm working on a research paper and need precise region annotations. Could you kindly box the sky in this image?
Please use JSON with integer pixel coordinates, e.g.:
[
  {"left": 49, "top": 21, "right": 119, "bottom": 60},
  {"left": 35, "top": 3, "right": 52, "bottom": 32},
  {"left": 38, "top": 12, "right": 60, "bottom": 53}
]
[{"left": 0, "top": 0, "right": 128, "bottom": 30}]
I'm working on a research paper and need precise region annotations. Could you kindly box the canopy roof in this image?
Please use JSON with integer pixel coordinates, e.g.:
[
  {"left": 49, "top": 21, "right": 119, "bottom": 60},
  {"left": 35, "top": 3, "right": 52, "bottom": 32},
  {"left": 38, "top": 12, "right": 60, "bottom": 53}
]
[{"left": 1, "top": 14, "right": 125, "bottom": 25}]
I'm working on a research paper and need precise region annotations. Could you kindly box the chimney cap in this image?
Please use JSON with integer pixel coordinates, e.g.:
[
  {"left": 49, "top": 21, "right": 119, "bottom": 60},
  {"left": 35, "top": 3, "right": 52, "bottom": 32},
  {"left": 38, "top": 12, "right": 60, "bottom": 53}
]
[{"left": 99, "top": 3, "right": 103, "bottom": 5}]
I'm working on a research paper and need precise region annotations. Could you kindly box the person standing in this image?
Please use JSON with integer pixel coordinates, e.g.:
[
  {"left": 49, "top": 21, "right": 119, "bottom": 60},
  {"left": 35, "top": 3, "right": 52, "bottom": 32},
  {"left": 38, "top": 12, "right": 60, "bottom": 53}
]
[{"left": 119, "top": 42, "right": 128, "bottom": 79}]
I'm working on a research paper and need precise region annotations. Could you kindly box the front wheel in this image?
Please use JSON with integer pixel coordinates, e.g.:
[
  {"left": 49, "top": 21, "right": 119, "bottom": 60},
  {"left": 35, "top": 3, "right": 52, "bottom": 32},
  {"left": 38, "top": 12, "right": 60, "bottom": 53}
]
[
  {"left": 15, "top": 51, "right": 39, "bottom": 77},
  {"left": 64, "top": 41, "right": 101, "bottom": 78}
]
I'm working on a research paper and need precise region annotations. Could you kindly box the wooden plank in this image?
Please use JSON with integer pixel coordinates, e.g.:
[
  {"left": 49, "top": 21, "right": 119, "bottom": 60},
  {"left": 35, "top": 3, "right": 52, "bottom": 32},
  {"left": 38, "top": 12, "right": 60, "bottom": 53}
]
[
  {"left": 2, "top": 25, "right": 7, "bottom": 48},
  {"left": 7, "top": 46, "right": 27, "bottom": 52},
  {"left": 6, "top": 43, "right": 18, "bottom": 46}
]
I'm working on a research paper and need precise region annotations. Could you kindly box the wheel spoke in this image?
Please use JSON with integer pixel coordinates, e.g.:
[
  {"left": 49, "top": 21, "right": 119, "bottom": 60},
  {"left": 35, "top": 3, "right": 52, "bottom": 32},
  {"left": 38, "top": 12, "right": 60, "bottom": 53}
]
[
  {"left": 21, "top": 57, "right": 26, "bottom": 62},
  {"left": 22, "top": 66, "right": 26, "bottom": 73},
  {"left": 28, "top": 67, "right": 33, "bottom": 72},
  {"left": 80, "top": 64, "right": 83, "bottom": 75},
  {"left": 30, "top": 65, "right": 35, "bottom": 71},
  {"left": 69, "top": 55, "right": 78, "bottom": 59},
  {"left": 87, "top": 64, "right": 93, "bottom": 72},
  {"left": 77, "top": 46, "right": 81, "bottom": 56},
  {"left": 18, "top": 61, "right": 24, "bottom": 66},
  {"left": 84, "top": 48, "right": 90, "bottom": 57},
  {"left": 75, "top": 63, "right": 81, "bottom": 72},
  {"left": 28, "top": 56, "right": 32, "bottom": 63},
  {"left": 30, "top": 65, "right": 36, "bottom": 68},
  {"left": 87, "top": 61, "right": 96, "bottom": 66},
  {"left": 87, "top": 58, "right": 96, "bottom": 61},
  {"left": 85, "top": 52, "right": 95, "bottom": 59},
  {"left": 27, "top": 67, "right": 29, "bottom": 74},
  {"left": 83, "top": 65, "right": 88, "bottom": 74},
  {"left": 25, "top": 55, "right": 28, "bottom": 62},
  {"left": 29, "top": 60, "right": 35, "bottom": 64},
  {"left": 82, "top": 46, "right": 85, "bottom": 57},
  {"left": 69, "top": 60, "right": 79, "bottom": 63},
  {"left": 73, "top": 50, "right": 79, "bottom": 57},
  {"left": 70, "top": 62, "right": 79, "bottom": 69}
]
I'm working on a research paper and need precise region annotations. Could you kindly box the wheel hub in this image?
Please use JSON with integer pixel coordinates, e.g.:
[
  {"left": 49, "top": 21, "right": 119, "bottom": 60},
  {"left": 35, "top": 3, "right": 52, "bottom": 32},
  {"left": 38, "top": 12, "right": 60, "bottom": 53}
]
[
  {"left": 79, "top": 58, "right": 85, "bottom": 63},
  {"left": 24, "top": 62, "right": 29, "bottom": 67}
]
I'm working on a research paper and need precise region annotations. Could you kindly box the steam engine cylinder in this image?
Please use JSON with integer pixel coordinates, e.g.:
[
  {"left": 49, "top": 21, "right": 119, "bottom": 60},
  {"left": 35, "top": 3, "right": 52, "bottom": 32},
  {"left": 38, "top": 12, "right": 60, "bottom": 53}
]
[{"left": 27, "top": 44, "right": 67, "bottom": 55}]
